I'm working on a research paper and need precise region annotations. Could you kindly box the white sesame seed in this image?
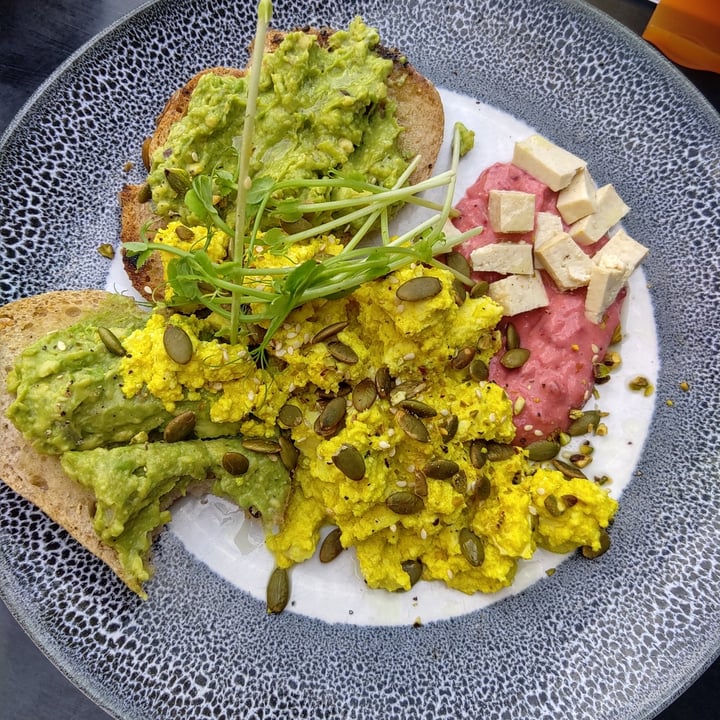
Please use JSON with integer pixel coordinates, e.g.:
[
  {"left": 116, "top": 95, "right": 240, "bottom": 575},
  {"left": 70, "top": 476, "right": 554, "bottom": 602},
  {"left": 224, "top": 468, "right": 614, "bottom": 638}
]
[
  {"left": 591, "top": 344, "right": 600, "bottom": 354},
  {"left": 404, "top": 352, "right": 416, "bottom": 361},
  {"left": 534, "top": 429, "right": 544, "bottom": 437},
  {"left": 57, "top": 341, "right": 66, "bottom": 351},
  {"left": 387, "top": 428, "right": 395, "bottom": 437},
  {"left": 396, "top": 480, "right": 408, "bottom": 487},
  {"left": 440, "top": 408, "right": 450, "bottom": 416},
  {"left": 287, "top": 346, "right": 295, "bottom": 355},
  {"left": 378, "top": 440, "right": 391, "bottom": 450},
  {"left": 447, "top": 569, "right": 454, "bottom": 579},
  {"left": 529, "top": 506, "right": 538, "bottom": 516},
  {"left": 286, "top": 331, "right": 298, "bottom": 339},
  {"left": 390, "top": 524, "right": 397, "bottom": 533},
  {"left": 524, "top": 424, "right": 534, "bottom": 432},
  {"left": 247, "top": 391, "right": 255, "bottom": 402},
  {"left": 397, "top": 304, "right": 405, "bottom": 313},
  {"left": 420, "top": 529, "right": 428, "bottom": 540},
  {"left": 537, "top": 487, "right": 546, "bottom": 496}
]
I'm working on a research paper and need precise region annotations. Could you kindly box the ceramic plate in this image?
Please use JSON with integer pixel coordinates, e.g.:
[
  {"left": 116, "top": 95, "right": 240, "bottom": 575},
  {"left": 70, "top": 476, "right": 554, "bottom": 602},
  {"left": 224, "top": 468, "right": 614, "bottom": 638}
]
[{"left": 1, "top": 0, "right": 719, "bottom": 718}]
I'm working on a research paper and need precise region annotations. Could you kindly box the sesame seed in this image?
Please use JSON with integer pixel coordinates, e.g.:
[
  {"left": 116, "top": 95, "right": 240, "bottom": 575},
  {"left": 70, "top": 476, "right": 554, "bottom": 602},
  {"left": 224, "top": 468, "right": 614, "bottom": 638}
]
[
  {"left": 529, "top": 506, "right": 538, "bottom": 516},
  {"left": 534, "top": 429, "right": 544, "bottom": 437},
  {"left": 524, "top": 424, "right": 534, "bottom": 432},
  {"left": 404, "top": 352, "right": 416, "bottom": 361},
  {"left": 397, "top": 304, "right": 405, "bottom": 313},
  {"left": 389, "top": 524, "right": 397, "bottom": 533},
  {"left": 378, "top": 440, "right": 391, "bottom": 450},
  {"left": 387, "top": 428, "right": 395, "bottom": 437},
  {"left": 420, "top": 529, "right": 428, "bottom": 540},
  {"left": 247, "top": 391, "right": 255, "bottom": 402},
  {"left": 57, "top": 341, "right": 66, "bottom": 351},
  {"left": 591, "top": 344, "right": 600, "bottom": 354},
  {"left": 396, "top": 480, "right": 408, "bottom": 487},
  {"left": 537, "top": 487, "right": 546, "bottom": 496}
]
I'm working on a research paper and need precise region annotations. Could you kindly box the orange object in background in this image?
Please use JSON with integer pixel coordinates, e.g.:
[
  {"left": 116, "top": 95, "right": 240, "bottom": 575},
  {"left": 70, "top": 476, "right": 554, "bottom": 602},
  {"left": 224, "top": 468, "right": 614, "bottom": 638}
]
[{"left": 642, "top": 0, "right": 720, "bottom": 73}]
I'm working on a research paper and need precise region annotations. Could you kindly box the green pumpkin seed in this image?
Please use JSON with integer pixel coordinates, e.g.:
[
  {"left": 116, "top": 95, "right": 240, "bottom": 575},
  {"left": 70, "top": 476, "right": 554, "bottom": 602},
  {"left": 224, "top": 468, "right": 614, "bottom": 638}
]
[
  {"left": 278, "top": 435, "right": 299, "bottom": 471},
  {"left": 469, "top": 357, "right": 489, "bottom": 381},
  {"left": 396, "top": 276, "right": 442, "bottom": 302},
  {"left": 319, "top": 527, "right": 344, "bottom": 563},
  {"left": 413, "top": 471, "right": 428, "bottom": 497},
  {"left": 486, "top": 441, "right": 515, "bottom": 462},
  {"left": 375, "top": 366, "right": 393, "bottom": 399},
  {"left": 396, "top": 410, "right": 430, "bottom": 443},
  {"left": 241, "top": 437, "right": 281, "bottom": 454},
  {"left": 98, "top": 327, "right": 126, "bottom": 357},
  {"left": 452, "top": 278, "right": 467, "bottom": 305},
  {"left": 222, "top": 451, "right": 250, "bottom": 476},
  {"left": 459, "top": 528, "right": 485, "bottom": 567},
  {"left": 423, "top": 459, "right": 460, "bottom": 479},
  {"left": 97, "top": 243, "right": 115, "bottom": 259},
  {"left": 399, "top": 399, "right": 437, "bottom": 418},
  {"left": 451, "top": 470, "right": 467, "bottom": 494},
  {"left": 266, "top": 567, "right": 290, "bottom": 614},
  {"left": 401, "top": 558, "right": 423, "bottom": 588},
  {"left": 136, "top": 182, "right": 152, "bottom": 204},
  {"left": 470, "top": 280, "right": 490, "bottom": 298},
  {"left": 278, "top": 403, "right": 303, "bottom": 428},
  {"left": 567, "top": 410, "right": 602, "bottom": 436},
  {"left": 332, "top": 444, "right": 366, "bottom": 481},
  {"left": 474, "top": 476, "right": 492, "bottom": 501},
  {"left": 544, "top": 494, "right": 564, "bottom": 517},
  {"left": 141, "top": 137, "right": 152, "bottom": 171},
  {"left": 163, "top": 411, "right": 196, "bottom": 443},
  {"left": 389, "top": 380, "right": 427, "bottom": 406},
  {"left": 581, "top": 529, "right": 611, "bottom": 559},
  {"left": 469, "top": 440, "right": 488, "bottom": 469},
  {"left": 174, "top": 224, "right": 195, "bottom": 242},
  {"left": 551, "top": 458, "right": 588, "bottom": 480},
  {"left": 314, "top": 396, "right": 346, "bottom": 438},
  {"left": 352, "top": 378, "right": 377, "bottom": 412},
  {"left": 526, "top": 440, "right": 560, "bottom": 462},
  {"left": 445, "top": 251, "right": 471, "bottom": 279},
  {"left": 506, "top": 323, "right": 520, "bottom": 351},
  {"left": 163, "top": 324, "right": 193, "bottom": 365},
  {"left": 311, "top": 321, "right": 348, "bottom": 345},
  {"left": 164, "top": 167, "right": 192, "bottom": 195},
  {"left": 438, "top": 413, "right": 459, "bottom": 443},
  {"left": 327, "top": 340, "right": 358, "bottom": 364},
  {"left": 500, "top": 347, "right": 530, "bottom": 369},
  {"left": 386, "top": 491, "right": 425, "bottom": 515},
  {"left": 451, "top": 346, "right": 476, "bottom": 370}
]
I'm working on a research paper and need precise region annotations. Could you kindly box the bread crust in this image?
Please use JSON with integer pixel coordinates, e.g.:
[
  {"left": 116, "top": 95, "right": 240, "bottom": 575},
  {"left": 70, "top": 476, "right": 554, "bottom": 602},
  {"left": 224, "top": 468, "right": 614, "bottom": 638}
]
[{"left": 120, "top": 26, "right": 444, "bottom": 301}]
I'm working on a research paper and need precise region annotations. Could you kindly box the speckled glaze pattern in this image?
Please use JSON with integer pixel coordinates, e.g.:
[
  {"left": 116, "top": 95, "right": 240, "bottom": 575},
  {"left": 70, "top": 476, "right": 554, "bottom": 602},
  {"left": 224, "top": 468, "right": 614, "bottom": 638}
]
[{"left": 1, "top": 0, "right": 719, "bottom": 718}]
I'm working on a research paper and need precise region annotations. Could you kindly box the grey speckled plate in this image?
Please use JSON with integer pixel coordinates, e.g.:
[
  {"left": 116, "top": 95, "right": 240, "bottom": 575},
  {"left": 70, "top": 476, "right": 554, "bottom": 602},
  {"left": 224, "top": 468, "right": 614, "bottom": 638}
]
[{"left": 1, "top": 0, "right": 719, "bottom": 718}]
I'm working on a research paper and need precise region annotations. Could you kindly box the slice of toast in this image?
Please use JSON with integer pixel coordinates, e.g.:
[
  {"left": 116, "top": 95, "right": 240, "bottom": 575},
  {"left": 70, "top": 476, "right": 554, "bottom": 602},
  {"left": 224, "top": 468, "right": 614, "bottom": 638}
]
[
  {"left": 120, "top": 26, "right": 445, "bottom": 300},
  {"left": 0, "top": 291, "right": 147, "bottom": 594}
]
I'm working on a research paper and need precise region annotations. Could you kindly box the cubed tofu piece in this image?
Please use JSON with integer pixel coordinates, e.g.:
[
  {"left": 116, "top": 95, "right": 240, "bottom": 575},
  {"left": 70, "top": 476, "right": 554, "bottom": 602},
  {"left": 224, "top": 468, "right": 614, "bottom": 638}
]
[
  {"left": 592, "top": 228, "right": 649, "bottom": 282},
  {"left": 488, "top": 190, "right": 535, "bottom": 233},
  {"left": 585, "top": 255, "right": 628, "bottom": 324},
  {"left": 569, "top": 184, "right": 630, "bottom": 245},
  {"left": 535, "top": 231, "right": 594, "bottom": 290},
  {"left": 533, "top": 212, "right": 564, "bottom": 270},
  {"left": 488, "top": 273, "right": 549, "bottom": 316},
  {"left": 470, "top": 242, "right": 534, "bottom": 275},
  {"left": 512, "top": 134, "right": 586, "bottom": 191},
  {"left": 557, "top": 168, "right": 597, "bottom": 225}
]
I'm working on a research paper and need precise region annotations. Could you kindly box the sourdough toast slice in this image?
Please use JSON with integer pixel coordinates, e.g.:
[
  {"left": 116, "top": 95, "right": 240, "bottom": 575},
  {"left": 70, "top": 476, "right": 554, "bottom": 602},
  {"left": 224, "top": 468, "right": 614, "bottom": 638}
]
[
  {"left": 120, "top": 26, "right": 445, "bottom": 300},
  {"left": 0, "top": 291, "right": 147, "bottom": 594}
]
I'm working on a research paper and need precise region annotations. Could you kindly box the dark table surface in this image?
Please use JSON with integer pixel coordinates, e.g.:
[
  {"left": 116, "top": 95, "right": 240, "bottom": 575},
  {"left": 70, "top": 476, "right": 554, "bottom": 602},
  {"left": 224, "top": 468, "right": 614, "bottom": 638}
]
[{"left": 1, "top": 1, "right": 719, "bottom": 718}]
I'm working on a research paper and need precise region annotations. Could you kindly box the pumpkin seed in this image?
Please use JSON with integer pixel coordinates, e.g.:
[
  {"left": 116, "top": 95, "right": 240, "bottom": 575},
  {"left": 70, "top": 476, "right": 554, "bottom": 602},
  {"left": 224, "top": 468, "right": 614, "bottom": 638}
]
[
  {"left": 551, "top": 458, "right": 588, "bottom": 480},
  {"left": 581, "top": 529, "right": 611, "bottom": 559},
  {"left": 445, "top": 251, "right": 471, "bottom": 279},
  {"left": 352, "top": 378, "right": 377, "bottom": 412},
  {"left": 459, "top": 528, "right": 485, "bottom": 567},
  {"left": 163, "top": 411, "right": 196, "bottom": 443},
  {"left": 97, "top": 243, "right": 115, "bottom": 259},
  {"left": 423, "top": 459, "right": 460, "bottom": 479},
  {"left": 526, "top": 440, "right": 560, "bottom": 462},
  {"left": 327, "top": 340, "right": 358, "bottom": 364},
  {"left": 474, "top": 475, "right": 492, "bottom": 501},
  {"left": 438, "top": 413, "right": 459, "bottom": 443},
  {"left": 500, "top": 347, "right": 530, "bottom": 369},
  {"left": 413, "top": 470, "right": 428, "bottom": 497},
  {"left": 401, "top": 559, "right": 423, "bottom": 588},
  {"left": 469, "top": 357, "right": 489, "bottom": 381},
  {"left": 567, "top": 410, "right": 601, "bottom": 436},
  {"left": 163, "top": 324, "right": 193, "bottom": 365},
  {"left": 451, "top": 346, "right": 476, "bottom": 370},
  {"left": 222, "top": 451, "right": 250, "bottom": 476},
  {"left": 278, "top": 403, "right": 303, "bottom": 428},
  {"left": 469, "top": 440, "right": 488, "bottom": 469},
  {"left": 562, "top": 494, "right": 579, "bottom": 508},
  {"left": 311, "top": 321, "right": 348, "bottom": 345},
  {"left": 399, "top": 399, "right": 437, "bottom": 418},
  {"left": 241, "top": 437, "right": 281, "bottom": 454},
  {"left": 375, "top": 366, "right": 393, "bottom": 399},
  {"left": 174, "top": 224, "right": 195, "bottom": 242},
  {"left": 396, "top": 276, "right": 442, "bottom": 302},
  {"left": 452, "top": 278, "right": 467, "bottom": 305},
  {"left": 386, "top": 491, "right": 425, "bottom": 515},
  {"left": 486, "top": 441, "right": 515, "bottom": 462},
  {"left": 332, "top": 444, "right": 366, "bottom": 481},
  {"left": 164, "top": 167, "right": 192, "bottom": 195},
  {"left": 278, "top": 435, "right": 299, "bottom": 471},
  {"left": 98, "top": 327, "right": 126, "bottom": 357},
  {"left": 389, "top": 380, "right": 427, "bottom": 405},
  {"left": 470, "top": 280, "right": 490, "bottom": 298},
  {"left": 396, "top": 410, "right": 430, "bottom": 443},
  {"left": 314, "top": 396, "right": 346, "bottom": 438},
  {"left": 451, "top": 470, "right": 467, "bottom": 494},
  {"left": 137, "top": 182, "right": 152, "bottom": 204},
  {"left": 266, "top": 567, "right": 290, "bottom": 614},
  {"left": 506, "top": 323, "right": 520, "bottom": 350},
  {"left": 141, "top": 137, "right": 152, "bottom": 171},
  {"left": 319, "top": 527, "right": 344, "bottom": 563},
  {"left": 544, "top": 494, "right": 564, "bottom": 517}
]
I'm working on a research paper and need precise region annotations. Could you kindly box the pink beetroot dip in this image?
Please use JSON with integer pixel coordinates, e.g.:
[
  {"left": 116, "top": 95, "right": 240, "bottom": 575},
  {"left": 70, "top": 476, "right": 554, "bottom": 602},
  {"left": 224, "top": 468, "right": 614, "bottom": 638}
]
[{"left": 453, "top": 162, "right": 624, "bottom": 445}]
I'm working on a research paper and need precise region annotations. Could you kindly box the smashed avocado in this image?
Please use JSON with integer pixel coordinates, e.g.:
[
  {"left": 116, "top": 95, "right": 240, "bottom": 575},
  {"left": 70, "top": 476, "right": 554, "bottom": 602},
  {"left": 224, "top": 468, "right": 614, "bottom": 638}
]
[{"left": 149, "top": 17, "right": 409, "bottom": 226}]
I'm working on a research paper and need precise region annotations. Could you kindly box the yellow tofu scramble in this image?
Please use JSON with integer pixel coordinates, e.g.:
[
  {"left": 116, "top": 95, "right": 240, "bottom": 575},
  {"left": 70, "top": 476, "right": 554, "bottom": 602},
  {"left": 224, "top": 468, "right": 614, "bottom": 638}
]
[{"left": 117, "top": 223, "right": 617, "bottom": 595}]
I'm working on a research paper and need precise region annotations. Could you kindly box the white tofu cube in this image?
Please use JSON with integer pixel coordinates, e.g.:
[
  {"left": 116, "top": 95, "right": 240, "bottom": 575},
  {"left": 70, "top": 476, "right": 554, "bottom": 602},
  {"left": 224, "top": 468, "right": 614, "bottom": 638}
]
[
  {"left": 592, "top": 228, "right": 649, "bottom": 282},
  {"left": 533, "top": 212, "right": 564, "bottom": 270},
  {"left": 488, "top": 273, "right": 549, "bottom": 316},
  {"left": 470, "top": 242, "right": 534, "bottom": 275},
  {"left": 585, "top": 255, "right": 628, "bottom": 324},
  {"left": 487, "top": 190, "right": 535, "bottom": 233},
  {"left": 569, "top": 184, "right": 630, "bottom": 245},
  {"left": 557, "top": 168, "right": 597, "bottom": 225},
  {"left": 535, "top": 231, "right": 594, "bottom": 290},
  {"left": 512, "top": 134, "right": 586, "bottom": 191}
]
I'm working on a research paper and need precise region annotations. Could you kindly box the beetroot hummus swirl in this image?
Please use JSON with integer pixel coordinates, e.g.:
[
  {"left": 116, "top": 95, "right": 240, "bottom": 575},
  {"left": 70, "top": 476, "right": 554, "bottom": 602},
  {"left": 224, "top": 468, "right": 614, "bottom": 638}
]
[{"left": 453, "top": 162, "right": 623, "bottom": 445}]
